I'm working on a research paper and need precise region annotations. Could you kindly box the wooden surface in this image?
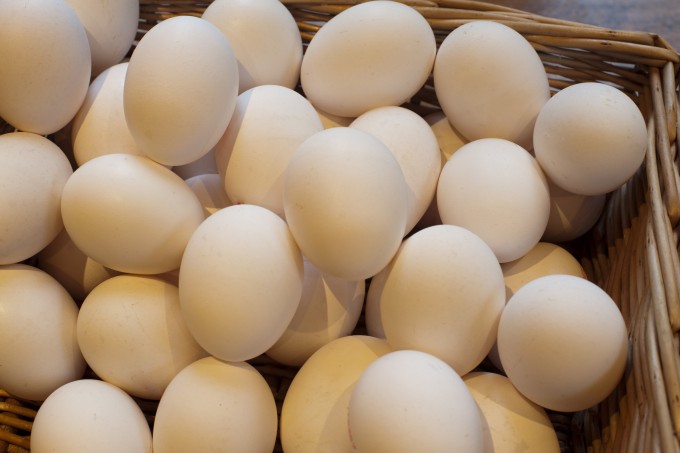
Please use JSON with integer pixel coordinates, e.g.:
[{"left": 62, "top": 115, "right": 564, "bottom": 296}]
[{"left": 486, "top": 0, "right": 680, "bottom": 52}]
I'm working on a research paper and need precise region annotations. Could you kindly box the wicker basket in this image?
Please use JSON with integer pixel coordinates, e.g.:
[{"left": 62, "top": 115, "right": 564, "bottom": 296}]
[{"left": 2, "top": 1, "right": 680, "bottom": 452}]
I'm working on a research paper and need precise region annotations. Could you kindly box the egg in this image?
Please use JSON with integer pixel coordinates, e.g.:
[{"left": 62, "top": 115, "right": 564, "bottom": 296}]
[
  {"left": 179, "top": 204, "right": 303, "bottom": 362},
  {"left": 124, "top": 16, "right": 239, "bottom": 166},
  {"left": 65, "top": 0, "right": 139, "bottom": 77},
  {"left": 434, "top": 21, "right": 550, "bottom": 150},
  {"left": 0, "top": 264, "right": 85, "bottom": 402},
  {"left": 71, "top": 63, "right": 144, "bottom": 166},
  {"left": 280, "top": 335, "right": 392, "bottom": 453},
  {"left": 463, "top": 372, "right": 561, "bottom": 452},
  {"left": 30, "top": 379, "right": 152, "bottom": 453},
  {"left": 184, "top": 173, "right": 233, "bottom": 216},
  {"left": 437, "top": 138, "right": 551, "bottom": 263},
  {"left": 317, "top": 108, "right": 354, "bottom": 129},
  {"left": 202, "top": 0, "right": 303, "bottom": 92},
  {"left": 283, "top": 127, "right": 408, "bottom": 281},
  {"left": 542, "top": 178, "right": 607, "bottom": 242},
  {"left": 424, "top": 110, "right": 468, "bottom": 164},
  {"left": 172, "top": 147, "right": 219, "bottom": 179},
  {"left": 377, "top": 224, "right": 506, "bottom": 375},
  {"left": 533, "top": 82, "right": 647, "bottom": 195},
  {"left": 266, "top": 258, "right": 365, "bottom": 366},
  {"left": 497, "top": 274, "right": 629, "bottom": 412},
  {"left": 76, "top": 275, "right": 208, "bottom": 400},
  {"left": 214, "top": 84, "right": 324, "bottom": 217},
  {"left": 350, "top": 106, "right": 441, "bottom": 234},
  {"left": 60, "top": 153, "right": 206, "bottom": 274},
  {"left": 348, "top": 350, "right": 484, "bottom": 452},
  {"left": 153, "top": 357, "right": 277, "bottom": 453},
  {"left": 300, "top": 0, "right": 436, "bottom": 118},
  {"left": 0, "top": 0, "right": 91, "bottom": 135},
  {"left": 0, "top": 132, "right": 73, "bottom": 265}
]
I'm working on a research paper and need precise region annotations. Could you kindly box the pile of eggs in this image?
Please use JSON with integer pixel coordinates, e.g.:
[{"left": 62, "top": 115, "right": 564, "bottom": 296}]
[{"left": 0, "top": 0, "right": 647, "bottom": 451}]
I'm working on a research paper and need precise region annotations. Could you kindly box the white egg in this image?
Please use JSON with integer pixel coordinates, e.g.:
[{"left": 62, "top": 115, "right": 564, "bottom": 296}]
[
  {"left": 300, "top": 0, "right": 436, "bottom": 117},
  {"left": 280, "top": 336, "right": 392, "bottom": 453},
  {"left": 60, "top": 153, "right": 206, "bottom": 274},
  {"left": 214, "top": 84, "right": 323, "bottom": 217},
  {"left": 266, "top": 258, "right": 365, "bottom": 366},
  {"left": 153, "top": 357, "right": 277, "bottom": 453},
  {"left": 542, "top": 177, "right": 607, "bottom": 242},
  {"left": 434, "top": 20, "right": 550, "bottom": 150},
  {"left": 283, "top": 127, "right": 408, "bottom": 281},
  {"left": 184, "top": 173, "right": 232, "bottom": 216},
  {"left": 179, "top": 204, "right": 303, "bottom": 362},
  {"left": 424, "top": 110, "right": 468, "bottom": 164},
  {"left": 202, "top": 0, "right": 302, "bottom": 92},
  {"left": 378, "top": 225, "right": 506, "bottom": 375},
  {"left": 533, "top": 82, "right": 647, "bottom": 195},
  {"left": 0, "top": 0, "right": 91, "bottom": 135},
  {"left": 350, "top": 106, "right": 441, "bottom": 234},
  {"left": 316, "top": 107, "right": 354, "bottom": 129},
  {"left": 124, "top": 16, "right": 239, "bottom": 166},
  {"left": 0, "top": 132, "right": 73, "bottom": 265},
  {"left": 31, "top": 379, "right": 152, "bottom": 453},
  {"left": 172, "top": 147, "right": 219, "bottom": 179},
  {"left": 348, "top": 350, "right": 484, "bottom": 453},
  {"left": 0, "top": 264, "right": 85, "bottom": 402},
  {"left": 437, "top": 138, "right": 551, "bottom": 263},
  {"left": 498, "top": 274, "right": 628, "bottom": 412}
]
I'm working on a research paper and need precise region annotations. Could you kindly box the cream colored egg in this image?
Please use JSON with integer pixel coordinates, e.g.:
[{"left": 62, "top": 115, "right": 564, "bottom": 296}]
[
  {"left": 214, "top": 84, "right": 323, "bottom": 217},
  {"left": 65, "top": 0, "right": 139, "bottom": 77},
  {"left": 77, "top": 275, "right": 208, "bottom": 400},
  {"left": 437, "top": 138, "right": 551, "bottom": 263},
  {"left": 71, "top": 63, "right": 144, "bottom": 166},
  {"left": 0, "top": 0, "right": 91, "bottom": 135},
  {"left": 202, "top": 0, "right": 302, "bottom": 92},
  {"left": 364, "top": 269, "right": 388, "bottom": 339},
  {"left": 542, "top": 178, "right": 606, "bottom": 242},
  {"left": 0, "top": 264, "right": 85, "bottom": 402},
  {"left": 424, "top": 110, "right": 468, "bottom": 164},
  {"left": 266, "top": 258, "right": 365, "bottom": 366},
  {"left": 463, "top": 372, "right": 561, "bottom": 453},
  {"left": 30, "top": 379, "right": 152, "bottom": 453},
  {"left": 349, "top": 350, "right": 484, "bottom": 453},
  {"left": 317, "top": 108, "right": 354, "bottom": 129},
  {"left": 284, "top": 127, "right": 408, "bottom": 281},
  {"left": 280, "top": 335, "right": 392, "bottom": 453},
  {"left": 185, "top": 173, "right": 232, "bottom": 216},
  {"left": 124, "top": 16, "right": 239, "bottom": 166},
  {"left": 37, "top": 228, "right": 120, "bottom": 302},
  {"left": 350, "top": 106, "right": 441, "bottom": 234},
  {"left": 498, "top": 274, "right": 628, "bottom": 412},
  {"left": 0, "top": 132, "right": 73, "bottom": 265},
  {"left": 434, "top": 21, "right": 550, "bottom": 150},
  {"left": 153, "top": 357, "right": 277, "bottom": 453},
  {"left": 172, "top": 147, "right": 219, "bottom": 179},
  {"left": 300, "top": 1, "right": 436, "bottom": 118},
  {"left": 534, "top": 82, "right": 647, "bottom": 195},
  {"left": 60, "top": 153, "right": 206, "bottom": 274},
  {"left": 179, "top": 204, "right": 303, "bottom": 362},
  {"left": 378, "top": 225, "right": 505, "bottom": 375}
]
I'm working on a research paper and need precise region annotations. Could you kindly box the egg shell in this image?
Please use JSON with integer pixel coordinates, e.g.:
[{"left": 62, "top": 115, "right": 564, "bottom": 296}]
[
  {"left": 60, "top": 153, "right": 206, "bottom": 274},
  {"left": 30, "top": 379, "right": 152, "bottom": 453},
  {"left": 434, "top": 21, "right": 550, "bottom": 150},
  {"left": 124, "top": 15, "right": 239, "bottom": 166},
  {"left": 317, "top": 108, "right": 354, "bottom": 129},
  {"left": 0, "top": 132, "right": 73, "bottom": 265},
  {"left": 153, "top": 357, "right": 277, "bottom": 453},
  {"left": 202, "top": 0, "right": 302, "bottom": 92},
  {"left": 280, "top": 335, "right": 392, "bottom": 453},
  {"left": 348, "top": 350, "right": 485, "bottom": 453},
  {"left": 184, "top": 173, "right": 232, "bottom": 216},
  {"left": 0, "top": 264, "right": 85, "bottom": 402},
  {"left": 533, "top": 82, "right": 647, "bottom": 195},
  {"left": 283, "top": 127, "right": 408, "bottom": 281},
  {"left": 350, "top": 106, "right": 441, "bottom": 234},
  {"left": 463, "top": 372, "right": 561, "bottom": 453},
  {"left": 497, "top": 274, "right": 629, "bottom": 412},
  {"left": 214, "top": 84, "right": 324, "bottom": 218},
  {"left": 179, "top": 204, "right": 304, "bottom": 362},
  {"left": 172, "top": 147, "right": 219, "bottom": 179},
  {"left": 437, "top": 138, "right": 551, "bottom": 263},
  {"left": 65, "top": 0, "right": 139, "bottom": 77},
  {"left": 300, "top": 0, "right": 436, "bottom": 118},
  {"left": 77, "top": 275, "right": 208, "bottom": 400},
  {"left": 377, "top": 224, "right": 506, "bottom": 375},
  {"left": 266, "top": 258, "right": 365, "bottom": 366},
  {"left": 542, "top": 177, "right": 607, "bottom": 242},
  {"left": 424, "top": 110, "right": 468, "bottom": 165},
  {"left": 0, "top": 0, "right": 91, "bottom": 135}
]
